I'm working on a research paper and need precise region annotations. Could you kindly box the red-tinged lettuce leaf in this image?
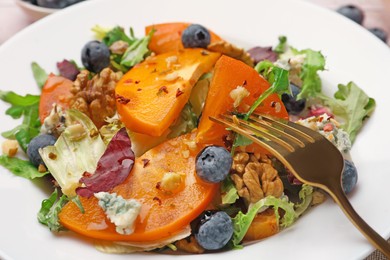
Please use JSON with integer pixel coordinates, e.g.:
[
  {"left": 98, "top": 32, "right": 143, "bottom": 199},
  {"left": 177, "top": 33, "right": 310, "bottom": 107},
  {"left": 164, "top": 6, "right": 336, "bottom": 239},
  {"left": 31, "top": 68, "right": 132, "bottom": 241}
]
[
  {"left": 57, "top": 59, "right": 80, "bottom": 81},
  {"left": 76, "top": 128, "right": 134, "bottom": 197},
  {"left": 247, "top": 46, "right": 277, "bottom": 64}
]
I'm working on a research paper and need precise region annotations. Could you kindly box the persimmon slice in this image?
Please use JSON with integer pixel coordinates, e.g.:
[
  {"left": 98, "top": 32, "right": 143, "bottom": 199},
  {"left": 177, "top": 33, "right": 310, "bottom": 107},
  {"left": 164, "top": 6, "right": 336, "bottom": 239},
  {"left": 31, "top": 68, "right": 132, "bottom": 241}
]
[
  {"left": 146, "top": 22, "right": 223, "bottom": 54},
  {"left": 196, "top": 55, "right": 289, "bottom": 146},
  {"left": 59, "top": 132, "right": 218, "bottom": 242}
]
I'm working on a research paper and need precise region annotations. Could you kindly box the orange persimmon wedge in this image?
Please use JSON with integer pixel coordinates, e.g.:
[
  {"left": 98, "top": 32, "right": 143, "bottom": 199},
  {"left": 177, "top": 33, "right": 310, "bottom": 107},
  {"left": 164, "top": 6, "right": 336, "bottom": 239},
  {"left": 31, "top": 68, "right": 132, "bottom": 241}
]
[
  {"left": 59, "top": 132, "right": 218, "bottom": 242},
  {"left": 196, "top": 55, "right": 288, "bottom": 146},
  {"left": 115, "top": 49, "right": 221, "bottom": 137},
  {"left": 146, "top": 22, "right": 223, "bottom": 54},
  {"left": 38, "top": 74, "right": 73, "bottom": 123}
]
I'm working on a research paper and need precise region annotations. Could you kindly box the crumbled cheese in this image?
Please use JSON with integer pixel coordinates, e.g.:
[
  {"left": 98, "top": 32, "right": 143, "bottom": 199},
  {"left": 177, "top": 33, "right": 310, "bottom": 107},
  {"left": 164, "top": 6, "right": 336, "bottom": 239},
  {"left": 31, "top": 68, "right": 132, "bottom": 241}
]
[
  {"left": 165, "top": 72, "right": 179, "bottom": 82},
  {"left": 165, "top": 56, "right": 178, "bottom": 68},
  {"left": 95, "top": 192, "right": 141, "bottom": 235},
  {"left": 64, "top": 123, "right": 86, "bottom": 141},
  {"left": 289, "top": 54, "right": 306, "bottom": 69},
  {"left": 1, "top": 139, "right": 18, "bottom": 157},
  {"left": 229, "top": 85, "right": 250, "bottom": 108},
  {"left": 160, "top": 172, "right": 184, "bottom": 192},
  {"left": 296, "top": 113, "right": 351, "bottom": 152},
  {"left": 40, "top": 105, "right": 66, "bottom": 136}
]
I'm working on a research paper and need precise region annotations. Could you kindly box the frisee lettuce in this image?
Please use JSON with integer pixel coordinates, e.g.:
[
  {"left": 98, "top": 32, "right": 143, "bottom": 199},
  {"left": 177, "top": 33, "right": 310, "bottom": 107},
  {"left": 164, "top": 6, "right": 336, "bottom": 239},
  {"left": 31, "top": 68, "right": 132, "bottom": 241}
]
[
  {"left": 221, "top": 176, "right": 239, "bottom": 204},
  {"left": 319, "top": 82, "right": 376, "bottom": 143},
  {"left": 231, "top": 196, "right": 297, "bottom": 248},
  {"left": 294, "top": 184, "right": 313, "bottom": 217}
]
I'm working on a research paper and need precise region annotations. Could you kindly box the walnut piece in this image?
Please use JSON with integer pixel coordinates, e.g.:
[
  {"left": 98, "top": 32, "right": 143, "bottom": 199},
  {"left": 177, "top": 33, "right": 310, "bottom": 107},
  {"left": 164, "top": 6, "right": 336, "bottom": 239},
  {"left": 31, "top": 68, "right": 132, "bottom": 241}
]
[
  {"left": 207, "top": 41, "right": 254, "bottom": 67},
  {"left": 70, "top": 68, "right": 122, "bottom": 128},
  {"left": 231, "top": 152, "right": 283, "bottom": 204},
  {"left": 175, "top": 236, "right": 205, "bottom": 254}
]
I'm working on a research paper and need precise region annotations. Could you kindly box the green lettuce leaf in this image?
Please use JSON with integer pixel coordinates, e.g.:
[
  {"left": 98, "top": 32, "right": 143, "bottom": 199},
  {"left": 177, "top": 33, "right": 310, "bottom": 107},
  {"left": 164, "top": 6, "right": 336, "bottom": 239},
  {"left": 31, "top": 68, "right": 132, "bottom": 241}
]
[
  {"left": 221, "top": 176, "right": 239, "bottom": 204},
  {"left": 231, "top": 196, "right": 297, "bottom": 247},
  {"left": 31, "top": 62, "right": 48, "bottom": 89},
  {"left": 294, "top": 184, "right": 313, "bottom": 217},
  {"left": 39, "top": 109, "right": 106, "bottom": 197},
  {"left": 297, "top": 49, "right": 326, "bottom": 99},
  {"left": 37, "top": 189, "right": 68, "bottom": 232},
  {"left": 120, "top": 29, "right": 154, "bottom": 68},
  {"left": 320, "top": 82, "right": 375, "bottom": 143},
  {"left": 274, "top": 35, "right": 287, "bottom": 54},
  {"left": 0, "top": 91, "right": 41, "bottom": 151},
  {"left": 0, "top": 155, "right": 48, "bottom": 179}
]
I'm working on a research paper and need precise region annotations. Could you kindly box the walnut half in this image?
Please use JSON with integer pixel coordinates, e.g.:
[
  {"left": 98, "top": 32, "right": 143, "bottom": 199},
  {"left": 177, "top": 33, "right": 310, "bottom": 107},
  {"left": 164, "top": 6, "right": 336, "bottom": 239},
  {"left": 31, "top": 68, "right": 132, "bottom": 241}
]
[
  {"left": 70, "top": 68, "right": 122, "bottom": 128},
  {"left": 231, "top": 152, "right": 283, "bottom": 204}
]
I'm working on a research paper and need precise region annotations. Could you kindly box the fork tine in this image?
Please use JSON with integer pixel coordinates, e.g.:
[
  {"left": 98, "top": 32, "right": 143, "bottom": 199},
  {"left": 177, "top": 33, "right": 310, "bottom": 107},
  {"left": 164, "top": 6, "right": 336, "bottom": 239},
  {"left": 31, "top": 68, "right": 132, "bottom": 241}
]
[
  {"left": 251, "top": 113, "right": 318, "bottom": 143},
  {"left": 210, "top": 115, "right": 294, "bottom": 156},
  {"left": 219, "top": 114, "right": 296, "bottom": 152}
]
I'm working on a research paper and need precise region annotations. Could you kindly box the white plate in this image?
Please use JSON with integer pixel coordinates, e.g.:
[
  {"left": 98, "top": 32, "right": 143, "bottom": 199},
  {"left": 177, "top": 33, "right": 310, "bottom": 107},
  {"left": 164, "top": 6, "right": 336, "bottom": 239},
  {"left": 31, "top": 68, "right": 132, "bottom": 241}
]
[{"left": 1, "top": 0, "right": 390, "bottom": 259}]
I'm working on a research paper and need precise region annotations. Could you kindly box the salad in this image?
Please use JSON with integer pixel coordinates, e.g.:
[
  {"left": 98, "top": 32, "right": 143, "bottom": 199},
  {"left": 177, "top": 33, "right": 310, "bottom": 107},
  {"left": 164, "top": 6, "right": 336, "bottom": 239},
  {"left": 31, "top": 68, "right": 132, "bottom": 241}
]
[{"left": 0, "top": 22, "right": 375, "bottom": 254}]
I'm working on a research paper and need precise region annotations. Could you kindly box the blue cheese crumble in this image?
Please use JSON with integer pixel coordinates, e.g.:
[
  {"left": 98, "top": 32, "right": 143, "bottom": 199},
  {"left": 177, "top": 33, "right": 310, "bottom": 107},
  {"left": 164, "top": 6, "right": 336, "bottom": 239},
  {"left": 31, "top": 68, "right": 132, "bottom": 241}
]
[
  {"left": 94, "top": 192, "right": 141, "bottom": 235},
  {"left": 296, "top": 113, "right": 352, "bottom": 152}
]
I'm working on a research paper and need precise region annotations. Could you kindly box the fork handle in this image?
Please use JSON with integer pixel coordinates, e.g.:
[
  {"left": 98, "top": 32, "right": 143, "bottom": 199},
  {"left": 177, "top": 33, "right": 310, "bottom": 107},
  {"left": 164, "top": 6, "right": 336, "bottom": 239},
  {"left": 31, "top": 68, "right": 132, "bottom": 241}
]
[{"left": 328, "top": 186, "right": 390, "bottom": 258}]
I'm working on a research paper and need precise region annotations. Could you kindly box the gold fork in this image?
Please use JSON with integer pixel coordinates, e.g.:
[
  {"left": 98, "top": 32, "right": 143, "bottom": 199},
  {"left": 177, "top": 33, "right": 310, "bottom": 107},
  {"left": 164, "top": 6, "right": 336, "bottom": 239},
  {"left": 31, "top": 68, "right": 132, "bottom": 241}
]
[{"left": 210, "top": 112, "right": 390, "bottom": 257}]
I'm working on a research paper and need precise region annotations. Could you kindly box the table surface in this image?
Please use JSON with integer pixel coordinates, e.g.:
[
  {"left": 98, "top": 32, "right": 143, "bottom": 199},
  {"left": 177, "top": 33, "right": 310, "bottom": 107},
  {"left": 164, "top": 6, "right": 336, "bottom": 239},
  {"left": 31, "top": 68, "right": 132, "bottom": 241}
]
[{"left": 0, "top": 0, "right": 389, "bottom": 259}]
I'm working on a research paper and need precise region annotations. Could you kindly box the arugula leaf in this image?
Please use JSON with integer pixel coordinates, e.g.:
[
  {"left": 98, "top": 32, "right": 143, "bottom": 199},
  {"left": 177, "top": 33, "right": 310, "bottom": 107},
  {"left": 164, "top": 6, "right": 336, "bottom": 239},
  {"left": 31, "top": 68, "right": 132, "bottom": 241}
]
[
  {"left": 31, "top": 62, "right": 48, "bottom": 89},
  {"left": 221, "top": 176, "right": 239, "bottom": 204},
  {"left": 120, "top": 29, "right": 154, "bottom": 68},
  {"left": 320, "top": 82, "right": 376, "bottom": 143},
  {"left": 101, "top": 26, "right": 135, "bottom": 46},
  {"left": 296, "top": 49, "right": 325, "bottom": 99},
  {"left": 231, "top": 196, "right": 297, "bottom": 248},
  {"left": 37, "top": 189, "right": 69, "bottom": 232},
  {"left": 0, "top": 91, "right": 41, "bottom": 151},
  {"left": 0, "top": 155, "right": 47, "bottom": 179},
  {"left": 274, "top": 35, "right": 287, "bottom": 54},
  {"left": 245, "top": 65, "right": 289, "bottom": 119}
]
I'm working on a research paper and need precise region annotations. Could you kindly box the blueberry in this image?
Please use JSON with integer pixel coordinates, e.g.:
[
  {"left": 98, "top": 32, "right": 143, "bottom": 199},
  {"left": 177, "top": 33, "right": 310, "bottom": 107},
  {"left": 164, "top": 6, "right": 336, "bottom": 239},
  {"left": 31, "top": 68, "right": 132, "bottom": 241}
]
[
  {"left": 281, "top": 84, "right": 306, "bottom": 115},
  {"left": 368, "top": 28, "right": 388, "bottom": 43},
  {"left": 342, "top": 159, "right": 358, "bottom": 194},
  {"left": 81, "top": 41, "right": 110, "bottom": 73},
  {"left": 181, "top": 24, "right": 211, "bottom": 49},
  {"left": 37, "top": 0, "right": 84, "bottom": 9},
  {"left": 336, "top": 5, "right": 364, "bottom": 25},
  {"left": 196, "top": 146, "right": 232, "bottom": 183},
  {"left": 27, "top": 134, "right": 57, "bottom": 167},
  {"left": 194, "top": 211, "right": 233, "bottom": 250}
]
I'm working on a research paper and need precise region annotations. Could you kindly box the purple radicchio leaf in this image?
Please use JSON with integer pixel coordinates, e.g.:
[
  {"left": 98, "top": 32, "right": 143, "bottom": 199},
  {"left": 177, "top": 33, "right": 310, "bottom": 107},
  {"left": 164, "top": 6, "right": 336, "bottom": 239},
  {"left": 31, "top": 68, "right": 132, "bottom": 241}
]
[
  {"left": 76, "top": 128, "right": 135, "bottom": 198},
  {"left": 57, "top": 59, "right": 80, "bottom": 81},
  {"left": 247, "top": 46, "right": 278, "bottom": 64}
]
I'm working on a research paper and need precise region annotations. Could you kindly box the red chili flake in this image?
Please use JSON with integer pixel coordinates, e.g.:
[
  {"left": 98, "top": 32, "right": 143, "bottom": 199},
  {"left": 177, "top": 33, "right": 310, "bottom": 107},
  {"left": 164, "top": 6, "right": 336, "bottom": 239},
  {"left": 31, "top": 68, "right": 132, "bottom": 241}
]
[
  {"left": 137, "top": 88, "right": 142, "bottom": 91},
  {"left": 201, "top": 50, "right": 209, "bottom": 56},
  {"left": 270, "top": 101, "right": 276, "bottom": 107},
  {"left": 176, "top": 88, "right": 184, "bottom": 97},
  {"left": 142, "top": 158, "right": 150, "bottom": 168},
  {"left": 82, "top": 172, "right": 92, "bottom": 178},
  {"left": 158, "top": 86, "right": 168, "bottom": 94},
  {"left": 116, "top": 94, "right": 130, "bottom": 104},
  {"left": 135, "top": 80, "right": 140, "bottom": 84},
  {"left": 323, "top": 123, "right": 334, "bottom": 132},
  {"left": 153, "top": 197, "right": 162, "bottom": 205},
  {"left": 318, "top": 116, "right": 324, "bottom": 123},
  {"left": 156, "top": 182, "right": 161, "bottom": 190},
  {"left": 124, "top": 79, "right": 133, "bottom": 84},
  {"left": 242, "top": 80, "right": 247, "bottom": 86}
]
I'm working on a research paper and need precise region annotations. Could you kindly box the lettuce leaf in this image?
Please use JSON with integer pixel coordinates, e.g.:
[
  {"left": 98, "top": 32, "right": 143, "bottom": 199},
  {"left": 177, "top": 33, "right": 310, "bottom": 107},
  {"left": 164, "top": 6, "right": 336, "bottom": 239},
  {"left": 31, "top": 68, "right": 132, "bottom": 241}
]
[
  {"left": 0, "top": 91, "right": 41, "bottom": 152},
  {"left": 40, "top": 109, "right": 106, "bottom": 197},
  {"left": 0, "top": 155, "right": 48, "bottom": 179},
  {"left": 37, "top": 189, "right": 68, "bottom": 232},
  {"left": 320, "top": 82, "right": 376, "bottom": 143},
  {"left": 31, "top": 62, "right": 48, "bottom": 89},
  {"left": 231, "top": 196, "right": 297, "bottom": 247},
  {"left": 297, "top": 49, "right": 325, "bottom": 99},
  {"left": 294, "top": 184, "right": 313, "bottom": 217},
  {"left": 120, "top": 29, "right": 154, "bottom": 68},
  {"left": 221, "top": 176, "right": 239, "bottom": 204}
]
